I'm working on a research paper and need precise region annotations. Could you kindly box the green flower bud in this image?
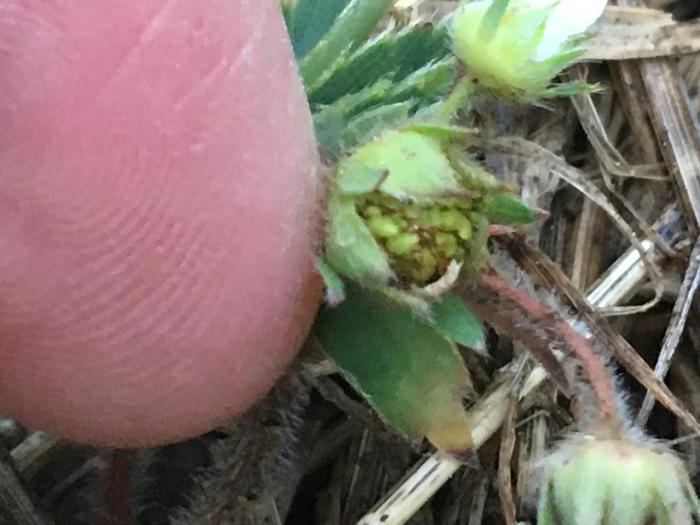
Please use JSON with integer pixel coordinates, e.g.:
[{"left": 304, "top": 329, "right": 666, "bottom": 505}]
[
  {"left": 539, "top": 436, "right": 700, "bottom": 525},
  {"left": 451, "top": 0, "right": 606, "bottom": 100},
  {"left": 324, "top": 126, "right": 535, "bottom": 286}
]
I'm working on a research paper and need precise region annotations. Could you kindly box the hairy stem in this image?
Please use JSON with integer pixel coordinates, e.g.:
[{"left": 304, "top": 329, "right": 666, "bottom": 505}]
[
  {"left": 436, "top": 77, "right": 475, "bottom": 121},
  {"left": 462, "top": 268, "right": 621, "bottom": 431},
  {"left": 104, "top": 449, "right": 136, "bottom": 525}
]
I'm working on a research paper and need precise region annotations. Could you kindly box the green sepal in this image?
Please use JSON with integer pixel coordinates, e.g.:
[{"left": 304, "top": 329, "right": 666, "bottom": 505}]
[
  {"left": 478, "top": 0, "right": 510, "bottom": 40},
  {"left": 324, "top": 194, "right": 394, "bottom": 285},
  {"left": 483, "top": 191, "right": 539, "bottom": 225},
  {"left": 400, "top": 122, "right": 471, "bottom": 141},
  {"left": 431, "top": 293, "right": 486, "bottom": 355},
  {"left": 444, "top": 146, "right": 500, "bottom": 194},
  {"left": 335, "top": 129, "right": 464, "bottom": 201},
  {"left": 316, "top": 257, "right": 346, "bottom": 305}
]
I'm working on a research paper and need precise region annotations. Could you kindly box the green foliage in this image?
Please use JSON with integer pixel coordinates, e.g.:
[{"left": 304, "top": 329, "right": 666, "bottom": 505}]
[
  {"left": 296, "top": 0, "right": 395, "bottom": 89},
  {"left": 284, "top": 0, "right": 351, "bottom": 59},
  {"left": 284, "top": 0, "right": 576, "bottom": 462},
  {"left": 308, "top": 24, "right": 452, "bottom": 105},
  {"left": 312, "top": 84, "right": 413, "bottom": 161},
  {"left": 431, "top": 293, "right": 485, "bottom": 353},
  {"left": 315, "top": 284, "right": 473, "bottom": 455},
  {"left": 312, "top": 59, "right": 455, "bottom": 160},
  {"left": 283, "top": 0, "right": 455, "bottom": 158}
]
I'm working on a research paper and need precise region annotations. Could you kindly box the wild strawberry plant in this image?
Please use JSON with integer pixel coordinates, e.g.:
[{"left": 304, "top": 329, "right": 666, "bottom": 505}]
[{"left": 284, "top": 1, "right": 700, "bottom": 522}]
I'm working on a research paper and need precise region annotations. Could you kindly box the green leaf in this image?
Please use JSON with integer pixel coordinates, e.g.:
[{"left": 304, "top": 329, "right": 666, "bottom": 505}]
[
  {"left": 285, "top": 0, "right": 352, "bottom": 59},
  {"left": 383, "top": 58, "right": 455, "bottom": 107},
  {"left": 299, "top": 0, "right": 394, "bottom": 89},
  {"left": 431, "top": 293, "right": 486, "bottom": 354},
  {"left": 483, "top": 191, "right": 539, "bottom": 225},
  {"left": 312, "top": 82, "right": 392, "bottom": 159},
  {"left": 313, "top": 93, "right": 412, "bottom": 160},
  {"left": 312, "top": 105, "right": 347, "bottom": 160},
  {"left": 281, "top": 1, "right": 293, "bottom": 32},
  {"left": 309, "top": 24, "right": 452, "bottom": 105},
  {"left": 315, "top": 284, "right": 473, "bottom": 455},
  {"left": 340, "top": 102, "right": 413, "bottom": 153}
]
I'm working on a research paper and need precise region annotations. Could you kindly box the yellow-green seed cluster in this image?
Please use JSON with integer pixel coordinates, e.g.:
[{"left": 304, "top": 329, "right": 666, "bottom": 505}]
[{"left": 356, "top": 192, "right": 487, "bottom": 284}]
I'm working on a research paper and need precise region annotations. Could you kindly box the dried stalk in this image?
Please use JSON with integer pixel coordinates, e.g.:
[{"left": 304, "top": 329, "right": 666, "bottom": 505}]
[
  {"left": 497, "top": 359, "right": 528, "bottom": 525},
  {"left": 616, "top": 0, "right": 700, "bottom": 235},
  {"left": 584, "top": 6, "right": 700, "bottom": 60},
  {"left": 10, "top": 431, "right": 64, "bottom": 481},
  {"left": 0, "top": 450, "right": 53, "bottom": 525},
  {"left": 641, "top": 59, "right": 700, "bottom": 236},
  {"left": 637, "top": 237, "right": 700, "bottom": 425}
]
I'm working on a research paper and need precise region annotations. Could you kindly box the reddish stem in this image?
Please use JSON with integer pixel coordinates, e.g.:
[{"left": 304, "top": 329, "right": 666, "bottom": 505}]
[
  {"left": 465, "top": 268, "right": 619, "bottom": 430},
  {"left": 487, "top": 224, "right": 515, "bottom": 237}
]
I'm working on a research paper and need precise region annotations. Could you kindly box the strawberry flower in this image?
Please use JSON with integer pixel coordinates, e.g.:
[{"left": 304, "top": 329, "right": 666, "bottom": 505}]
[{"left": 451, "top": 0, "right": 607, "bottom": 100}]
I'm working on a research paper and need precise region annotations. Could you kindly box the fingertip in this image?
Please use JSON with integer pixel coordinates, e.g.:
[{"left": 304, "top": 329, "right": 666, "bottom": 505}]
[{"left": 0, "top": 0, "right": 322, "bottom": 446}]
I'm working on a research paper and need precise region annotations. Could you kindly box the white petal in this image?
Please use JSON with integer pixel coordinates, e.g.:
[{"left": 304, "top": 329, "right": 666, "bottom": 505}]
[{"left": 533, "top": 0, "right": 607, "bottom": 60}]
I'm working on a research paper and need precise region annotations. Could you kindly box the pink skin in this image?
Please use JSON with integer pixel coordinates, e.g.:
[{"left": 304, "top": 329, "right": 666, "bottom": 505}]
[{"left": 0, "top": 0, "right": 322, "bottom": 446}]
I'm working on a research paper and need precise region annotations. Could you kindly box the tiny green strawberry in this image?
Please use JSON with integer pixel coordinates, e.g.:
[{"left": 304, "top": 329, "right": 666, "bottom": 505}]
[{"left": 324, "top": 126, "right": 535, "bottom": 287}]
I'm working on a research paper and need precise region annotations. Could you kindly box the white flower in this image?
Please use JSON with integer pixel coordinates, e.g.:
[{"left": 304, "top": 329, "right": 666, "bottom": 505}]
[
  {"left": 534, "top": 0, "right": 607, "bottom": 60},
  {"left": 451, "top": 0, "right": 607, "bottom": 100}
]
